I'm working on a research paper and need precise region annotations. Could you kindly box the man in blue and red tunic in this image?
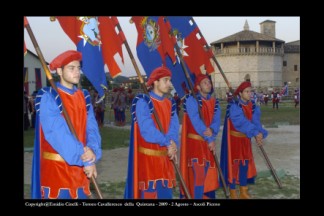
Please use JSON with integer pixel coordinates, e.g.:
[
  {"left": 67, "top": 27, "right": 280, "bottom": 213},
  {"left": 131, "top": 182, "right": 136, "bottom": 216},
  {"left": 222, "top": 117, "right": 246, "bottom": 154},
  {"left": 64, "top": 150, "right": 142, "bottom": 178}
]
[
  {"left": 220, "top": 81, "right": 268, "bottom": 199},
  {"left": 124, "top": 66, "right": 179, "bottom": 199},
  {"left": 31, "top": 50, "right": 102, "bottom": 199},
  {"left": 180, "top": 74, "right": 221, "bottom": 199}
]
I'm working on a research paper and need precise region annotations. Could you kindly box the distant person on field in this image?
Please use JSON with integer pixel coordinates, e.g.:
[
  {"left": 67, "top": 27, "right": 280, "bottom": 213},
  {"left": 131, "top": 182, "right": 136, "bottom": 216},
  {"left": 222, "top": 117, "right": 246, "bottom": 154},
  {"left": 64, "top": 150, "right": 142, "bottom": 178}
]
[
  {"left": 263, "top": 93, "right": 269, "bottom": 106},
  {"left": 271, "top": 89, "right": 280, "bottom": 110},
  {"left": 294, "top": 88, "right": 299, "bottom": 108},
  {"left": 24, "top": 91, "right": 30, "bottom": 130},
  {"left": 116, "top": 87, "right": 127, "bottom": 126},
  {"left": 127, "top": 88, "right": 135, "bottom": 109}
]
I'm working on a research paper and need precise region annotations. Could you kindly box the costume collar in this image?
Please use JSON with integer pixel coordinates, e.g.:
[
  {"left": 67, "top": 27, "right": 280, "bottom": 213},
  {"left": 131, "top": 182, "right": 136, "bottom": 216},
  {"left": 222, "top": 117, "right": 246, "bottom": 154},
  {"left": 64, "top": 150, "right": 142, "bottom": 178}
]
[
  {"left": 197, "top": 92, "right": 211, "bottom": 100},
  {"left": 149, "top": 91, "right": 165, "bottom": 101},
  {"left": 239, "top": 98, "right": 249, "bottom": 105},
  {"left": 56, "top": 82, "right": 78, "bottom": 94}
]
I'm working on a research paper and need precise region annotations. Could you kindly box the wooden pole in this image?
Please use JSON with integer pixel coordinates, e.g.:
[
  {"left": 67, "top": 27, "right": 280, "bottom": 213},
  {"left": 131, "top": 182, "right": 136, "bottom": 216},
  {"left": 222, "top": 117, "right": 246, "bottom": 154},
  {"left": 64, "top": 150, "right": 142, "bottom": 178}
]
[
  {"left": 25, "top": 18, "right": 103, "bottom": 199},
  {"left": 117, "top": 19, "right": 192, "bottom": 199},
  {"left": 165, "top": 16, "right": 230, "bottom": 198},
  {"left": 190, "top": 17, "right": 282, "bottom": 189}
]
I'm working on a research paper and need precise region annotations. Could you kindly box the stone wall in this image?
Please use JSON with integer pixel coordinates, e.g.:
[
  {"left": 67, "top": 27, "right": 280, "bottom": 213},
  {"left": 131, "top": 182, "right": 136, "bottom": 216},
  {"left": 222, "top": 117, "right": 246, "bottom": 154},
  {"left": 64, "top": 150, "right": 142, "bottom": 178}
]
[
  {"left": 283, "top": 53, "right": 300, "bottom": 87},
  {"left": 211, "top": 54, "right": 283, "bottom": 89}
]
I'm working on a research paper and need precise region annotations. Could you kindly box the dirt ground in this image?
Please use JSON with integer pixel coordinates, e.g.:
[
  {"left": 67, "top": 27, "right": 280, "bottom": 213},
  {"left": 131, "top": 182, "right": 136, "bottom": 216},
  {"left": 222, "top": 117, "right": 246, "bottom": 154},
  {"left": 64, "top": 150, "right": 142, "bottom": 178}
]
[
  {"left": 24, "top": 124, "right": 300, "bottom": 199},
  {"left": 24, "top": 125, "right": 300, "bottom": 182}
]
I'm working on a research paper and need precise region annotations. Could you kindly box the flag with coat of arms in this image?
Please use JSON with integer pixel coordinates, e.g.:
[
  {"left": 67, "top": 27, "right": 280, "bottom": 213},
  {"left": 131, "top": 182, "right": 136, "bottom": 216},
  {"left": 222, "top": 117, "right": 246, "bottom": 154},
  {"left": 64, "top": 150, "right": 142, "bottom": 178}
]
[
  {"left": 167, "top": 16, "right": 214, "bottom": 76},
  {"left": 132, "top": 16, "right": 193, "bottom": 97},
  {"left": 166, "top": 16, "right": 215, "bottom": 97},
  {"left": 56, "top": 16, "right": 125, "bottom": 98}
]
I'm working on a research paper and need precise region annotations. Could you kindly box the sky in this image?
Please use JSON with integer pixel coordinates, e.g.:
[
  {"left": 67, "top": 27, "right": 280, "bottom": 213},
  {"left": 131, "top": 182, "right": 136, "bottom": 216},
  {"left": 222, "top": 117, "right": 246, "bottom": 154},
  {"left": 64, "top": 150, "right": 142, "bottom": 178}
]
[{"left": 25, "top": 16, "right": 300, "bottom": 77}]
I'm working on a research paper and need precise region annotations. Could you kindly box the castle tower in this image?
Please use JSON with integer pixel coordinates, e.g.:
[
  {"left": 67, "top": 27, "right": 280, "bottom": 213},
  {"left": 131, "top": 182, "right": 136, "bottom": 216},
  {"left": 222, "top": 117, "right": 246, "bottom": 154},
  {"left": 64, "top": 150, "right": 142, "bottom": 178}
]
[
  {"left": 210, "top": 19, "right": 285, "bottom": 99},
  {"left": 260, "top": 20, "right": 276, "bottom": 38}
]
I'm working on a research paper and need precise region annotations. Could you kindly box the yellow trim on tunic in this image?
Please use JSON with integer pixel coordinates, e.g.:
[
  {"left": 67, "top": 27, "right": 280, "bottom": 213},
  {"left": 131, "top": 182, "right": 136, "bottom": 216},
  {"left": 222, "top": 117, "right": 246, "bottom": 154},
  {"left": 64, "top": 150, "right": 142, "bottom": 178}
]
[
  {"left": 230, "top": 130, "right": 247, "bottom": 138},
  {"left": 187, "top": 133, "right": 204, "bottom": 141},
  {"left": 138, "top": 146, "right": 168, "bottom": 156},
  {"left": 43, "top": 152, "right": 65, "bottom": 162}
]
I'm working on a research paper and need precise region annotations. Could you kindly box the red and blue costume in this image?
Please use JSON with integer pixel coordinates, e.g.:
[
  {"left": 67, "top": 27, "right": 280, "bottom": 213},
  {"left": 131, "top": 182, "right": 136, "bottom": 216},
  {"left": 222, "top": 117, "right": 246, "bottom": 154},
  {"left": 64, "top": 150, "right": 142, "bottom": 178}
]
[
  {"left": 124, "top": 91, "right": 179, "bottom": 199},
  {"left": 31, "top": 82, "right": 101, "bottom": 199},
  {"left": 220, "top": 83, "right": 267, "bottom": 197},
  {"left": 180, "top": 92, "right": 221, "bottom": 199}
]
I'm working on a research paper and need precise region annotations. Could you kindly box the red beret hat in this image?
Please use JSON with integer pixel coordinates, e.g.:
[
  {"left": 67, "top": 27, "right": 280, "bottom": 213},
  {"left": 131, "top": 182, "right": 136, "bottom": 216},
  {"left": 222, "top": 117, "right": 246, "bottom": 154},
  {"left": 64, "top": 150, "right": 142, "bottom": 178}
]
[
  {"left": 234, "top": 81, "right": 251, "bottom": 96},
  {"left": 194, "top": 74, "right": 209, "bottom": 87},
  {"left": 49, "top": 50, "right": 82, "bottom": 71},
  {"left": 146, "top": 66, "right": 172, "bottom": 86},
  {"left": 194, "top": 74, "right": 209, "bottom": 92}
]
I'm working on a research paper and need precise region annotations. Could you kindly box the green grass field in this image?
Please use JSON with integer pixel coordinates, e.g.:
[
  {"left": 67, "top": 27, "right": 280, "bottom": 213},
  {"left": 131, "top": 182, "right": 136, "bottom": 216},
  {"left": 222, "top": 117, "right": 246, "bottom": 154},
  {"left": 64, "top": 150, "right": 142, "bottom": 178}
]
[
  {"left": 106, "top": 100, "right": 300, "bottom": 126},
  {"left": 24, "top": 100, "right": 299, "bottom": 150}
]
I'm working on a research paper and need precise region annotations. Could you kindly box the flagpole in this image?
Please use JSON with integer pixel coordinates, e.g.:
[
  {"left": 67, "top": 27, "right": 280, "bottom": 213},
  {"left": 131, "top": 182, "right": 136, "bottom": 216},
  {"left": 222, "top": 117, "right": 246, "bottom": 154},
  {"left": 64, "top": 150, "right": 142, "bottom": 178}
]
[
  {"left": 116, "top": 18, "right": 192, "bottom": 199},
  {"left": 190, "top": 17, "right": 282, "bottom": 189},
  {"left": 189, "top": 18, "right": 233, "bottom": 93},
  {"left": 25, "top": 18, "right": 104, "bottom": 199},
  {"left": 165, "top": 16, "right": 230, "bottom": 199}
]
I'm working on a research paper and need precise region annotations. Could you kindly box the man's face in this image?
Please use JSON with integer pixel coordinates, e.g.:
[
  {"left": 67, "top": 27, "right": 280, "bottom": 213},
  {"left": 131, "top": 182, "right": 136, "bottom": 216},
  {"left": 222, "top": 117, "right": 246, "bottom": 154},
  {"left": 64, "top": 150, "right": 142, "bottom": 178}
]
[
  {"left": 198, "top": 78, "right": 212, "bottom": 94},
  {"left": 58, "top": 60, "right": 81, "bottom": 86},
  {"left": 154, "top": 76, "right": 172, "bottom": 95},
  {"left": 239, "top": 87, "right": 252, "bottom": 102}
]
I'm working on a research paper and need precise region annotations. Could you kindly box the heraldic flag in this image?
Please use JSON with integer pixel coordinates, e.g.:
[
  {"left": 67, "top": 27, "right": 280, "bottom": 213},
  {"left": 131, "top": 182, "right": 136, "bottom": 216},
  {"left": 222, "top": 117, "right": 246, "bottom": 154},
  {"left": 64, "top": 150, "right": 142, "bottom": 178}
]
[
  {"left": 167, "top": 16, "right": 214, "bottom": 76},
  {"left": 132, "top": 16, "right": 193, "bottom": 97},
  {"left": 56, "top": 16, "right": 125, "bottom": 98},
  {"left": 166, "top": 17, "right": 215, "bottom": 97}
]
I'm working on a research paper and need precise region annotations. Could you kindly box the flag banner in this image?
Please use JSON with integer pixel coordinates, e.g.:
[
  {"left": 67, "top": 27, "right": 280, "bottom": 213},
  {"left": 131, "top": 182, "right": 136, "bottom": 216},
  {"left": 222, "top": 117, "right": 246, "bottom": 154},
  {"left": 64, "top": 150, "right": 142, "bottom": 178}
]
[
  {"left": 132, "top": 16, "right": 192, "bottom": 98},
  {"left": 56, "top": 16, "right": 125, "bottom": 98},
  {"left": 99, "top": 16, "right": 125, "bottom": 78},
  {"left": 24, "top": 17, "right": 28, "bottom": 26},
  {"left": 164, "top": 48, "right": 195, "bottom": 98},
  {"left": 132, "top": 16, "right": 176, "bottom": 73},
  {"left": 168, "top": 16, "right": 214, "bottom": 76},
  {"left": 24, "top": 17, "right": 28, "bottom": 55},
  {"left": 280, "top": 83, "right": 288, "bottom": 96}
]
